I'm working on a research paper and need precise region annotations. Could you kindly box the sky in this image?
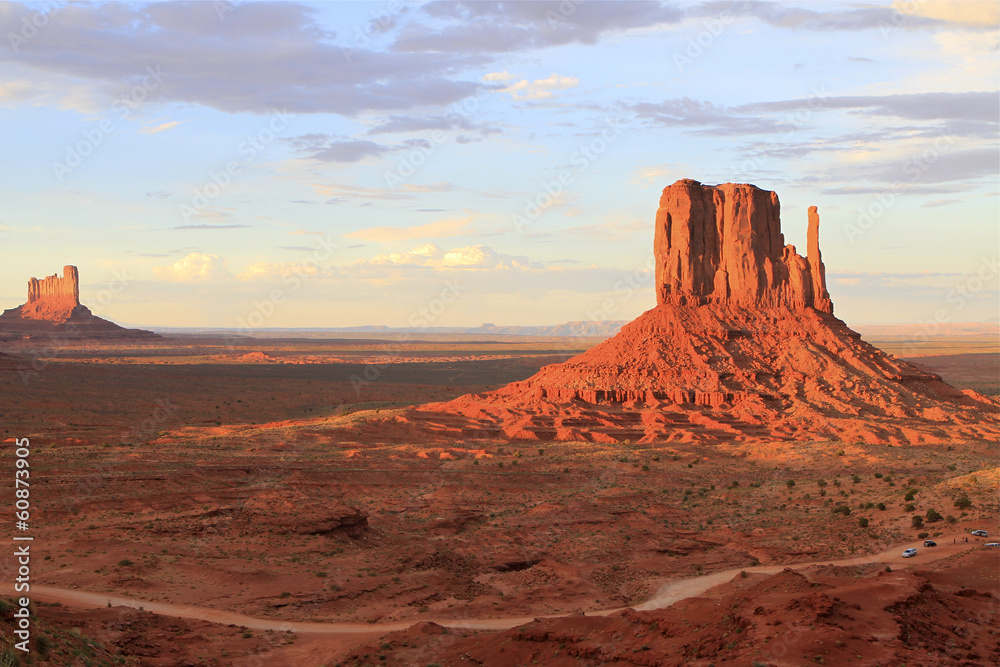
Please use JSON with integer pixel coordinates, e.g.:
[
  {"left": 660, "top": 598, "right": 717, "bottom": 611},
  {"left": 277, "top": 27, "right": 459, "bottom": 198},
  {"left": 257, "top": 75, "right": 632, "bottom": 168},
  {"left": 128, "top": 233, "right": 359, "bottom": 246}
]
[{"left": 0, "top": 0, "right": 997, "bottom": 330}]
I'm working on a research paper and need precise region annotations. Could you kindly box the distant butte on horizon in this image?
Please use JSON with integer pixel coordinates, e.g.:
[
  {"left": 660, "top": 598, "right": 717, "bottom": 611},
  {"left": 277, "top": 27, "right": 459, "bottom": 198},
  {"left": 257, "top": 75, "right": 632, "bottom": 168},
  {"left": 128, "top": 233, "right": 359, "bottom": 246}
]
[{"left": 0, "top": 265, "right": 158, "bottom": 340}]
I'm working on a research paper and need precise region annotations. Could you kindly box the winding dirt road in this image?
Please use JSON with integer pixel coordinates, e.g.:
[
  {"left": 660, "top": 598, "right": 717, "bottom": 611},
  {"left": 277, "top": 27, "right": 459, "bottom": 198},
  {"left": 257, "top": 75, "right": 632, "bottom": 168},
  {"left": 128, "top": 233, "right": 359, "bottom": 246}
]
[{"left": 6, "top": 534, "right": 986, "bottom": 635}]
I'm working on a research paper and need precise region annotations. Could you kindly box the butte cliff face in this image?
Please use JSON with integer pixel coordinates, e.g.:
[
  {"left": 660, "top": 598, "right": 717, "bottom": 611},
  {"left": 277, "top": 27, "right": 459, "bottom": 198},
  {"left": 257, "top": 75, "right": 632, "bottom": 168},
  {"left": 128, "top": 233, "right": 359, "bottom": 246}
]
[
  {"left": 0, "top": 265, "right": 158, "bottom": 339},
  {"left": 654, "top": 180, "right": 831, "bottom": 313},
  {"left": 14, "top": 265, "right": 85, "bottom": 321},
  {"left": 397, "top": 180, "right": 997, "bottom": 446}
]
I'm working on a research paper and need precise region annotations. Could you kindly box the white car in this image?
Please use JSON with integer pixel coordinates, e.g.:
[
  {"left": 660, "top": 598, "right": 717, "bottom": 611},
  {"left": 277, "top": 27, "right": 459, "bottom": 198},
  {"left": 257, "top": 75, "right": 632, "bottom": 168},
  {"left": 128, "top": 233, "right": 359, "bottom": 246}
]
[
  {"left": 984, "top": 543, "right": 999, "bottom": 549},
  {"left": 971, "top": 530, "right": 989, "bottom": 537},
  {"left": 902, "top": 548, "right": 917, "bottom": 558}
]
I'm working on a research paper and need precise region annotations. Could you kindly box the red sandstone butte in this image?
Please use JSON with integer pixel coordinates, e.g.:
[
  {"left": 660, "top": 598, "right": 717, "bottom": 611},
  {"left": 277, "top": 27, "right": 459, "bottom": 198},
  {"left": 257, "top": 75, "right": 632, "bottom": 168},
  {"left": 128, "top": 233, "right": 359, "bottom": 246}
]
[
  {"left": 654, "top": 179, "right": 831, "bottom": 312},
  {"left": 0, "top": 265, "right": 158, "bottom": 339},
  {"left": 17, "top": 265, "right": 84, "bottom": 321},
  {"left": 399, "top": 180, "right": 999, "bottom": 446}
]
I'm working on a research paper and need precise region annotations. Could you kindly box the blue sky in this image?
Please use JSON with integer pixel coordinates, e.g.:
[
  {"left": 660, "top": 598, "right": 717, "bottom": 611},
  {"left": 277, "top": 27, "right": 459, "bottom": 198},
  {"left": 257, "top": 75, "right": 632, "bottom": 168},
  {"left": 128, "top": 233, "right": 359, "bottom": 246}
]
[{"left": 0, "top": 0, "right": 997, "bottom": 329}]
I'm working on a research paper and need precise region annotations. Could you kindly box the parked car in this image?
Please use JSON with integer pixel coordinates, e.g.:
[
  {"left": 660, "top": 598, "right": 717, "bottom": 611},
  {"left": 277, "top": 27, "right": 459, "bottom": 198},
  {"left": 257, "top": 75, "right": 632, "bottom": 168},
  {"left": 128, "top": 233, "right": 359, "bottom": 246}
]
[
  {"left": 902, "top": 548, "right": 917, "bottom": 558},
  {"left": 984, "top": 543, "right": 999, "bottom": 549},
  {"left": 971, "top": 530, "right": 989, "bottom": 537},
  {"left": 923, "top": 540, "right": 937, "bottom": 547}
]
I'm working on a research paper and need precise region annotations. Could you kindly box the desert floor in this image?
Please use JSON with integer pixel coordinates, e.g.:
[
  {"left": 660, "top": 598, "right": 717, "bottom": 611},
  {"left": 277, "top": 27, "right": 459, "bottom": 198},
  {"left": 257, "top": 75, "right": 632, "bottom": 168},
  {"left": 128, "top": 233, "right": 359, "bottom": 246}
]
[{"left": 0, "top": 333, "right": 997, "bottom": 666}]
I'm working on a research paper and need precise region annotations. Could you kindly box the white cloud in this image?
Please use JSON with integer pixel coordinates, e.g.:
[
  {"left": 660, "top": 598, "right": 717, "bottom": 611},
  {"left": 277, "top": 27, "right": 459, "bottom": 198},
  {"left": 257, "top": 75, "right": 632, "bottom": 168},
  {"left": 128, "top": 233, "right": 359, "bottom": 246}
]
[
  {"left": 483, "top": 70, "right": 515, "bottom": 82},
  {"left": 895, "top": 0, "right": 1000, "bottom": 27},
  {"left": 154, "top": 252, "right": 229, "bottom": 281},
  {"left": 367, "top": 243, "right": 540, "bottom": 270},
  {"left": 346, "top": 215, "right": 474, "bottom": 242},
  {"left": 501, "top": 73, "right": 579, "bottom": 100},
  {"left": 236, "top": 261, "right": 324, "bottom": 281},
  {"left": 632, "top": 164, "right": 685, "bottom": 187},
  {"left": 139, "top": 120, "right": 184, "bottom": 135}
]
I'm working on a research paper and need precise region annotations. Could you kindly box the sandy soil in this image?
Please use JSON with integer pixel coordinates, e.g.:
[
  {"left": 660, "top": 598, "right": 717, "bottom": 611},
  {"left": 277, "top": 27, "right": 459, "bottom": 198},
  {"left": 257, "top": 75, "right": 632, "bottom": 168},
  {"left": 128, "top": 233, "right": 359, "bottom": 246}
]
[{"left": 0, "top": 335, "right": 997, "bottom": 665}]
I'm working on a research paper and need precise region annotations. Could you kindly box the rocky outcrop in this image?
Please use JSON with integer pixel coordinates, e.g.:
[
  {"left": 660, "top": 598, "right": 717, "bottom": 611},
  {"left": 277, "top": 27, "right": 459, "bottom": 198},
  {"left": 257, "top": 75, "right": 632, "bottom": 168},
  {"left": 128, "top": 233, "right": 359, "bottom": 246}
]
[
  {"left": 22, "top": 265, "right": 83, "bottom": 320},
  {"left": 654, "top": 180, "right": 832, "bottom": 313},
  {"left": 393, "top": 180, "right": 998, "bottom": 446},
  {"left": 0, "top": 265, "right": 158, "bottom": 339}
]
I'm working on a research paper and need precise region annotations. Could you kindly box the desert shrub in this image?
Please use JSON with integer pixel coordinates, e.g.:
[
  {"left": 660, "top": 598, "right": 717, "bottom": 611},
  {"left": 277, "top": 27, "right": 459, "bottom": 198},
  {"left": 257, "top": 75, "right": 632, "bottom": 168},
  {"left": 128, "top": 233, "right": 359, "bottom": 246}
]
[
  {"left": 832, "top": 504, "right": 851, "bottom": 516},
  {"left": 851, "top": 475, "right": 861, "bottom": 483},
  {"left": 817, "top": 479, "right": 827, "bottom": 487},
  {"left": 874, "top": 472, "right": 883, "bottom": 478},
  {"left": 945, "top": 515, "right": 957, "bottom": 524},
  {"left": 877, "top": 502, "right": 886, "bottom": 511},
  {"left": 904, "top": 491, "right": 915, "bottom": 502},
  {"left": 925, "top": 508, "right": 942, "bottom": 523},
  {"left": 858, "top": 518, "right": 869, "bottom": 528},
  {"left": 917, "top": 532, "right": 929, "bottom": 539},
  {"left": 117, "top": 559, "right": 133, "bottom": 567},
  {"left": 36, "top": 634, "right": 52, "bottom": 657},
  {"left": 947, "top": 463, "right": 957, "bottom": 471},
  {"left": 641, "top": 464, "right": 650, "bottom": 471},
  {"left": 786, "top": 480, "right": 796, "bottom": 489},
  {"left": 904, "top": 503, "right": 916, "bottom": 512},
  {"left": 954, "top": 493, "right": 972, "bottom": 510},
  {"left": 911, "top": 515, "right": 924, "bottom": 528}
]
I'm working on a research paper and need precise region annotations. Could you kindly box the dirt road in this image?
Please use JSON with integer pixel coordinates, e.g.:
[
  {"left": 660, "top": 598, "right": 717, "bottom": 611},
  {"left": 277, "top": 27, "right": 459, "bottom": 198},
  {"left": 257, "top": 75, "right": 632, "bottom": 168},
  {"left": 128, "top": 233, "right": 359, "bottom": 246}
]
[{"left": 6, "top": 533, "right": 987, "bottom": 635}]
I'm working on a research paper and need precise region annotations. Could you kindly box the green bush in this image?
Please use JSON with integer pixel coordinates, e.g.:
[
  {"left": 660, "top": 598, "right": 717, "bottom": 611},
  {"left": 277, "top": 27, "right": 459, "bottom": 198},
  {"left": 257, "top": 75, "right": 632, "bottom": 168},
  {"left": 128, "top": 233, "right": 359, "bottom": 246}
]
[
  {"left": 858, "top": 518, "right": 869, "bottom": 528},
  {"left": 954, "top": 494, "right": 972, "bottom": 510}
]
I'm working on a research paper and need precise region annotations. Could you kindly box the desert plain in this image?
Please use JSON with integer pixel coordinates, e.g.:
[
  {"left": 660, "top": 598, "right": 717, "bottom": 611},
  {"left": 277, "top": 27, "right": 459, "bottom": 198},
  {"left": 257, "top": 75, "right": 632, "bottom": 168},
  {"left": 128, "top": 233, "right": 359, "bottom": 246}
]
[{"left": 0, "top": 326, "right": 998, "bottom": 666}]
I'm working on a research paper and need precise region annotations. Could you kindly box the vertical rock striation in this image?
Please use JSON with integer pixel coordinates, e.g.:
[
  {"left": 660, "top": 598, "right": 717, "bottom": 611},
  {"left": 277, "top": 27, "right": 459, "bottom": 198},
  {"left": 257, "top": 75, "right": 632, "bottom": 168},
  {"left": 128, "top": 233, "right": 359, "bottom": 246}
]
[
  {"left": 398, "top": 179, "right": 998, "bottom": 446},
  {"left": 20, "top": 265, "right": 83, "bottom": 321},
  {"left": 654, "top": 179, "right": 832, "bottom": 313},
  {"left": 0, "top": 265, "right": 159, "bottom": 338}
]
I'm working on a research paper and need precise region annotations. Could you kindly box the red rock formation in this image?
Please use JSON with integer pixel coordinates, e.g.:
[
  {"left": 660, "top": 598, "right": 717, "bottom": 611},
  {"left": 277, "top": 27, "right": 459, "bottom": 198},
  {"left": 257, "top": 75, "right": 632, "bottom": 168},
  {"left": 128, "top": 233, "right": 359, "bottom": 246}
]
[
  {"left": 19, "top": 265, "right": 83, "bottom": 321},
  {"left": 392, "top": 180, "right": 998, "bottom": 446},
  {"left": 654, "top": 180, "right": 832, "bottom": 313},
  {"left": 0, "top": 265, "right": 158, "bottom": 339}
]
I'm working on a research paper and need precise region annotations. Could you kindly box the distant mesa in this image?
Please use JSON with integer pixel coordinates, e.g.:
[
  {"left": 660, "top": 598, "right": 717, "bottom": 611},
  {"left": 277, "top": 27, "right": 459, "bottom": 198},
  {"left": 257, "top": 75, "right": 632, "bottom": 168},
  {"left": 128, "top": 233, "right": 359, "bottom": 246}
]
[
  {"left": 395, "top": 180, "right": 998, "bottom": 446},
  {"left": 0, "top": 265, "right": 158, "bottom": 340}
]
